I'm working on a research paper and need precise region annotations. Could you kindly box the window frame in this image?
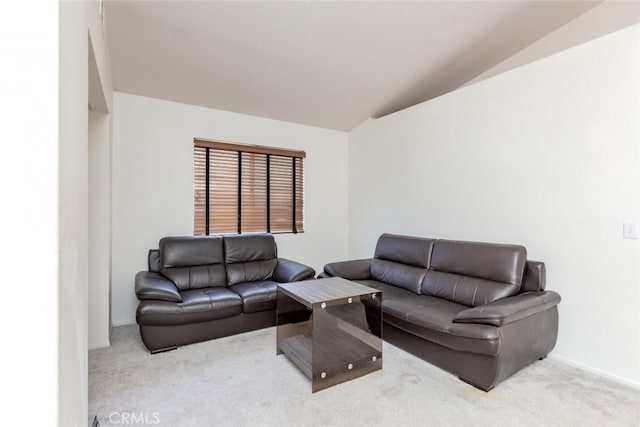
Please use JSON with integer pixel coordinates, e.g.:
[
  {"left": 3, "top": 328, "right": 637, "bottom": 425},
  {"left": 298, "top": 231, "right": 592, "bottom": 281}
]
[{"left": 193, "top": 138, "right": 306, "bottom": 235}]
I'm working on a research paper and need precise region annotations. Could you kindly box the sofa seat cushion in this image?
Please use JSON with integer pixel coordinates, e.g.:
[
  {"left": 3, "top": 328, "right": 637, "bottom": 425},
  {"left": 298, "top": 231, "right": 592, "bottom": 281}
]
[
  {"left": 136, "top": 287, "right": 242, "bottom": 326},
  {"left": 381, "top": 295, "right": 501, "bottom": 356},
  {"left": 231, "top": 280, "right": 278, "bottom": 313}
]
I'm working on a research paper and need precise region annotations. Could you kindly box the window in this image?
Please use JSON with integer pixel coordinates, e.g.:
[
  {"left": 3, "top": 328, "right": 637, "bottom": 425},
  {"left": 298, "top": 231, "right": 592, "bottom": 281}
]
[{"left": 194, "top": 139, "right": 305, "bottom": 235}]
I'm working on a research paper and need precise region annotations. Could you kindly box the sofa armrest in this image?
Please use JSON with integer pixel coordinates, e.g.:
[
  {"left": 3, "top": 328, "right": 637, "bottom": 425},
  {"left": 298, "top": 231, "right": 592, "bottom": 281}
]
[
  {"left": 453, "top": 291, "right": 561, "bottom": 327},
  {"left": 323, "top": 258, "right": 372, "bottom": 280},
  {"left": 272, "top": 258, "right": 316, "bottom": 283},
  {"left": 135, "top": 271, "right": 182, "bottom": 303}
]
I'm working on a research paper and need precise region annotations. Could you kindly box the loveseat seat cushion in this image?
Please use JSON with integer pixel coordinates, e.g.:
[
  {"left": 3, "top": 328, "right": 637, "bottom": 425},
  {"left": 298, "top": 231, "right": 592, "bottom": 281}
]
[
  {"left": 159, "top": 236, "right": 227, "bottom": 290},
  {"left": 223, "top": 234, "right": 278, "bottom": 286},
  {"left": 381, "top": 295, "right": 501, "bottom": 356},
  {"left": 136, "top": 287, "right": 242, "bottom": 326},
  {"left": 421, "top": 240, "right": 526, "bottom": 306},
  {"left": 230, "top": 280, "right": 278, "bottom": 313}
]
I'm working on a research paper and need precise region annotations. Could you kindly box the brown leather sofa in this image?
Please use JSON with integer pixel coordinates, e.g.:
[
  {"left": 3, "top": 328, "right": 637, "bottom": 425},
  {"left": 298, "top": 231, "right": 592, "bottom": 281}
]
[
  {"left": 135, "top": 233, "right": 315, "bottom": 353},
  {"left": 320, "top": 233, "right": 560, "bottom": 391}
]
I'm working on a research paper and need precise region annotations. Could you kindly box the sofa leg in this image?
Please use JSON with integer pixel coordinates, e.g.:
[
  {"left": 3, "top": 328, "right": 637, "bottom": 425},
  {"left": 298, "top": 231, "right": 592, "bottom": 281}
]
[
  {"left": 150, "top": 345, "right": 177, "bottom": 355},
  {"left": 458, "top": 377, "right": 493, "bottom": 392},
  {"left": 538, "top": 355, "right": 547, "bottom": 361}
]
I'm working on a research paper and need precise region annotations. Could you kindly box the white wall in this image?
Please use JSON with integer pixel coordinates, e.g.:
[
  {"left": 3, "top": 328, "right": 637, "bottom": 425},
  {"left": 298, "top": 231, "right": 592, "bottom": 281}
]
[
  {"left": 89, "top": 111, "right": 112, "bottom": 350},
  {"left": 111, "top": 93, "right": 349, "bottom": 325},
  {"left": 0, "top": 0, "right": 58, "bottom": 423},
  {"left": 59, "top": 0, "right": 115, "bottom": 422},
  {"left": 87, "top": 0, "right": 114, "bottom": 350},
  {"left": 86, "top": 0, "right": 114, "bottom": 350},
  {"left": 349, "top": 25, "right": 640, "bottom": 386},
  {"left": 88, "top": 0, "right": 113, "bottom": 113},
  {"left": 59, "top": 1, "right": 89, "bottom": 425}
]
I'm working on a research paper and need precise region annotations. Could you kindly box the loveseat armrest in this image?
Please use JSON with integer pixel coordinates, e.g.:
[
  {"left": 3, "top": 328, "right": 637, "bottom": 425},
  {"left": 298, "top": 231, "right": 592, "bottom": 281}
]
[
  {"left": 273, "top": 258, "right": 316, "bottom": 283},
  {"left": 135, "top": 271, "right": 182, "bottom": 303},
  {"left": 453, "top": 291, "right": 561, "bottom": 327},
  {"left": 323, "top": 258, "right": 372, "bottom": 280}
]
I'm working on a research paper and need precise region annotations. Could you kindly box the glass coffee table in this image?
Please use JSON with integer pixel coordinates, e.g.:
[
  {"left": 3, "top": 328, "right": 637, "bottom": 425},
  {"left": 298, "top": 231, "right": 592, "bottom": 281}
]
[{"left": 276, "top": 277, "right": 382, "bottom": 393}]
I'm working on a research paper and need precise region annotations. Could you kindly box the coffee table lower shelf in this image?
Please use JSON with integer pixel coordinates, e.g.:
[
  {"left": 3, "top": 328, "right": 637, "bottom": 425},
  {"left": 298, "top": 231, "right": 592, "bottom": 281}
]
[
  {"left": 278, "top": 334, "right": 313, "bottom": 378},
  {"left": 278, "top": 326, "right": 382, "bottom": 392}
]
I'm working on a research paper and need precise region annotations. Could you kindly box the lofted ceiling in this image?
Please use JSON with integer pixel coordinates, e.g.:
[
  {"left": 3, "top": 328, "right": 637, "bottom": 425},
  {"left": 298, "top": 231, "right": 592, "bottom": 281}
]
[{"left": 104, "top": 1, "right": 634, "bottom": 131}]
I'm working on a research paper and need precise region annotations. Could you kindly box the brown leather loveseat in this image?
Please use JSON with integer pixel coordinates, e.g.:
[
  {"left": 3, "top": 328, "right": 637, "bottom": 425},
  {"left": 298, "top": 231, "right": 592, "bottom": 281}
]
[
  {"left": 320, "top": 233, "right": 560, "bottom": 391},
  {"left": 135, "top": 233, "right": 315, "bottom": 352}
]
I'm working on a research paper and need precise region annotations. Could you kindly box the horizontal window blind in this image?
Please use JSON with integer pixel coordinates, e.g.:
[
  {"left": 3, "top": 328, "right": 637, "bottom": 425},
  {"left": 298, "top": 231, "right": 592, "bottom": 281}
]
[
  {"left": 194, "top": 139, "right": 305, "bottom": 235},
  {"left": 295, "top": 157, "right": 304, "bottom": 233},
  {"left": 210, "top": 149, "right": 239, "bottom": 234},
  {"left": 241, "top": 152, "right": 267, "bottom": 233},
  {"left": 193, "top": 146, "right": 207, "bottom": 235},
  {"left": 270, "top": 155, "right": 294, "bottom": 233}
]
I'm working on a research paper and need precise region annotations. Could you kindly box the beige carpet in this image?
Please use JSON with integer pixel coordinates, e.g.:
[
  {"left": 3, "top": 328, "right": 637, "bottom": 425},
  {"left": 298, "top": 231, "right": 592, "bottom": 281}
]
[{"left": 89, "top": 325, "right": 640, "bottom": 426}]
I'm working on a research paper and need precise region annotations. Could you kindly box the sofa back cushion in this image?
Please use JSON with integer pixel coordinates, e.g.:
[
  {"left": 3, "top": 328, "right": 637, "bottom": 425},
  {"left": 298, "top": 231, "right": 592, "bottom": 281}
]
[
  {"left": 422, "top": 240, "right": 526, "bottom": 306},
  {"left": 159, "top": 236, "right": 227, "bottom": 290},
  {"left": 370, "top": 234, "right": 436, "bottom": 294},
  {"left": 223, "top": 234, "right": 278, "bottom": 286}
]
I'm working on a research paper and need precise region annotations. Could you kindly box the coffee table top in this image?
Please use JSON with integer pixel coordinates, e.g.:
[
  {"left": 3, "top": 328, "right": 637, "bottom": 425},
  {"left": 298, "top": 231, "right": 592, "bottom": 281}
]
[{"left": 278, "top": 277, "right": 379, "bottom": 307}]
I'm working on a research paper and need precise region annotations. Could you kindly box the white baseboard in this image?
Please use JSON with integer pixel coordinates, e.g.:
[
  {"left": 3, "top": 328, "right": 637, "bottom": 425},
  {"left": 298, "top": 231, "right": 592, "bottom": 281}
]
[
  {"left": 88, "top": 340, "right": 111, "bottom": 351},
  {"left": 549, "top": 354, "right": 640, "bottom": 391},
  {"left": 112, "top": 319, "right": 136, "bottom": 327}
]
